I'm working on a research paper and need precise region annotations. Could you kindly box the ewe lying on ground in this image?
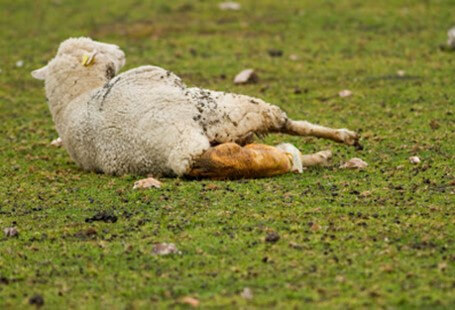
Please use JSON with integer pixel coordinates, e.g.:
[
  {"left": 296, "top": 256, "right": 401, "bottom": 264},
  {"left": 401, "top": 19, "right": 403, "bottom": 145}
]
[{"left": 32, "top": 37, "right": 360, "bottom": 183}]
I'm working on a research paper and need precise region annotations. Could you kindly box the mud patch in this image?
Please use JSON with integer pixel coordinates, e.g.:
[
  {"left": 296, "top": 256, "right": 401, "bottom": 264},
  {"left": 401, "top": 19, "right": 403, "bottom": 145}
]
[{"left": 85, "top": 211, "right": 118, "bottom": 223}]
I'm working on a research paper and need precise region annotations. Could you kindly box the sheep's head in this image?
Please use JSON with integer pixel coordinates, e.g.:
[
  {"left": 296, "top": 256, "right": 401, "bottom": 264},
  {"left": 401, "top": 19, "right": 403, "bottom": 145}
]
[{"left": 31, "top": 37, "right": 126, "bottom": 81}]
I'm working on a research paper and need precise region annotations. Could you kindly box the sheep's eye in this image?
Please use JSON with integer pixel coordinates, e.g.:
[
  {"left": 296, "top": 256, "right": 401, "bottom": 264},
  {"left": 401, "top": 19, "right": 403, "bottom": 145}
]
[{"left": 105, "top": 65, "right": 115, "bottom": 79}]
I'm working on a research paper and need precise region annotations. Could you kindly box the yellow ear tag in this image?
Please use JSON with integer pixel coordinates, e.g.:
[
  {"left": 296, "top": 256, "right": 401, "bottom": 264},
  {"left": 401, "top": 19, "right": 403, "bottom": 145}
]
[{"left": 81, "top": 51, "right": 96, "bottom": 66}]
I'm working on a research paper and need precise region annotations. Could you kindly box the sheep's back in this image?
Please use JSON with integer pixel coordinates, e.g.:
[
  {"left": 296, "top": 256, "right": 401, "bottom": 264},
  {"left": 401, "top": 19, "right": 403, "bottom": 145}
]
[{"left": 76, "top": 80, "right": 208, "bottom": 175}]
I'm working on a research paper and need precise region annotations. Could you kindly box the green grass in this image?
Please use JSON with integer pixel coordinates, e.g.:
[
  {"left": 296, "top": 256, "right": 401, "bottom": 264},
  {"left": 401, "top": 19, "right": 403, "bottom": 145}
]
[{"left": 0, "top": 0, "right": 454, "bottom": 308}]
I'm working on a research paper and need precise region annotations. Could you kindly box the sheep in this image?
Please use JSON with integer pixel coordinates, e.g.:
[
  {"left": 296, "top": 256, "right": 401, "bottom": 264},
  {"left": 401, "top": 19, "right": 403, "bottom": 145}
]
[{"left": 32, "top": 37, "right": 360, "bottom": 185}]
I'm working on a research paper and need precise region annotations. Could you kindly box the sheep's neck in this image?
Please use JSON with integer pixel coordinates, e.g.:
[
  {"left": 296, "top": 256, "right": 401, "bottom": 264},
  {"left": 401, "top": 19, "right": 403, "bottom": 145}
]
[{"left": 46, "top": 71, "right": 107, "bottom": 123}]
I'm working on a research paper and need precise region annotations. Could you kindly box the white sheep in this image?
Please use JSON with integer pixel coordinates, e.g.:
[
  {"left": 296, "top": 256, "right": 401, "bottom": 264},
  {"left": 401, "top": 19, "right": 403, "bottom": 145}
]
[{"left": 32, "top": 37, "right": 359, "bottom": 184}]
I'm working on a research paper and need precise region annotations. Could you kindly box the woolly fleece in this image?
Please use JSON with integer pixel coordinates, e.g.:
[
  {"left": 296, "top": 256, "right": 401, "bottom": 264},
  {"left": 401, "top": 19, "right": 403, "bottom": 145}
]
[{"left": 32, "top": 37, "right": 290, "bottom": 176}]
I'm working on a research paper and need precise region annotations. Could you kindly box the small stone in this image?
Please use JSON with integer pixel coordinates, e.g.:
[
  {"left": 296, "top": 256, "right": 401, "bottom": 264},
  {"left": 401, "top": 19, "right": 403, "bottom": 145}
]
[
  {"left": 181, "top": 296, "right": 200, "bottom": 307},
  {"left": 409, "top": 156, "right": 421, "bottom": 164},
  {"left": 289, "top": 54, "right": 299, "bottom": 61},
  {"left": 218, "top": 1, "right": 240, "bottom": 10},
  {"left": 447, "top": 27, "right": 455, "bottom": 48},
  {"left": 240, "top": 287, "right": 253, "bottom": 300},
  {"left": 234, "top": 69, "right": 258, "bottom": 84},
  {"left": 50, "top": 137, "right": 63, "bottom": 147},
  {"left": 340, "top": 158, "right": 368, "bottom": 169},
  {"left": 265, "top": 231, "right": 280, "bottom": 243},
  {"left": 3, "top": 227, "right": 18, "bottom": 237},
  {"left": 338, "top": 89, "right": 353, "bottom": 98},
  {"left": 29, "top": 294, "right": 44, "bottom": 307},
  {"left": 16, "top": 60, "right": 24, "bottom": 68},
  {"left": 133, "top": 177, "right": 162, "bottom": 189},
  {"left": 152, "top": 242, "right": 181, "bottom": 255}
]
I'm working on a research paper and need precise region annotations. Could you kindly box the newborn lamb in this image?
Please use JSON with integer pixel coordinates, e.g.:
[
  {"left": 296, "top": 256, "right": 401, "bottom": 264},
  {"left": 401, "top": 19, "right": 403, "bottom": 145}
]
[{"left": 32, "top": 37, "right": 360, "bottom": 184}]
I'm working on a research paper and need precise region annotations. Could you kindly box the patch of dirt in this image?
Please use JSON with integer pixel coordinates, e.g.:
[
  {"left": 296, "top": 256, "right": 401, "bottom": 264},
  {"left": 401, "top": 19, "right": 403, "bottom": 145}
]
[
  {"left": 74, "top": 227, "right": 98, "bottom": 239},
  {"left": 85, "top": 211, "right": 118, "bottom": 223},
  {"left": 265, "top": 231, "right": 280, "bottom": 243},
  {"left": 29, "top": 294, "right": 44, "bottom": 307}
]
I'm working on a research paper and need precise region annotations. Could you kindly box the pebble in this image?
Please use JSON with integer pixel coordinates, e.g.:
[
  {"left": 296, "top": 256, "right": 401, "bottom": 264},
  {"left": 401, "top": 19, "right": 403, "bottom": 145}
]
[
  {"left": 340, "top": 158, "right": 368, "bottom": 169},
  {"left": 234, "top": 69, "right": 258, "bottom": 84},
  {"left": 152, "top": 243, "right": 181, "bottom": 255},
  {"left": 3, "top": 227, "right": 18, "bottom": 237},
  {"left": 240, "top": 287, "right": 253, "bottom": 300},
  {"left": 181, "top": 296, "right": 200, "bottom": 307},
  {"left": 133, "top": 177, "right": 162, "bottom": 189},
  {"left": 50, "top": 137, "right": 63, "bottom": 147},
  {"left": 447, "top": 27, "right": 455, "bottom": 48},
  {"left": 219, "top": 2, "right": 241, "bottom": 10},
  {"left": 338, "top": 89, "right": 353, "bottom": 98}
]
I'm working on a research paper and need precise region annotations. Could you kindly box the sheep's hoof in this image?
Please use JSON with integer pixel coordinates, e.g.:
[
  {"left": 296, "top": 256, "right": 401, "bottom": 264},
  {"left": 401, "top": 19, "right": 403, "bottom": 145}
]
[
  {"left": 336, "top": 129, "right": 360, "bottom": 146},
  {"left": 133, "top": 177, "right": 162, "bottom": 189}
]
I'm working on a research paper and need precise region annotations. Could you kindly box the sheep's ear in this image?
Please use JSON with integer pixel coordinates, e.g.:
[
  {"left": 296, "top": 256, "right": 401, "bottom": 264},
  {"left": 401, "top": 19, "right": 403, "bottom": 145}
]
[
  {"left": 81, "top": 50, "right": 98, "bottom": 66},
  {"left": 31, "top": 66, "right": 48, "bottom": 80}
]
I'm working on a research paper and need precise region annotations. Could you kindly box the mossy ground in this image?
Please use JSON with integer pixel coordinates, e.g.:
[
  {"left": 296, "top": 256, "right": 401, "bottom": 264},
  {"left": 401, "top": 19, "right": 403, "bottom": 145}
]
[{"left": 0, "top": 0, "right": 454, "bottom": 309}]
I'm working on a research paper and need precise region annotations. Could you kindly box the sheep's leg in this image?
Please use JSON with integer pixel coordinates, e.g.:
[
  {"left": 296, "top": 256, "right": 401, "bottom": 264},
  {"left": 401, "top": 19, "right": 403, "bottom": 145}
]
[
  {"left": 187, "top": 143, "right": 293, "bottom": 179},
  {"left": 282, "top": 120, "right": 360, "bottom": 147},
  {"left": 301, "top": 150, "right": 333, "bottom": 166},
  {"left": 187, "top": 142, "right": 332, "bottom": 179},
  {"left": 221, "top": 94, "right": 359, "bottom": 147},
  {"left": 276, "top": 143, "right": 333, "bottom": 167}
]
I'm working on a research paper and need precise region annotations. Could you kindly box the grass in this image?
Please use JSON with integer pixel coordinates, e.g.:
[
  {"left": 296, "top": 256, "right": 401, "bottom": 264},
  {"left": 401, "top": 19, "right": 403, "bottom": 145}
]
[{"left": 0, "top": 0, "right": 454, "bottom": 308}]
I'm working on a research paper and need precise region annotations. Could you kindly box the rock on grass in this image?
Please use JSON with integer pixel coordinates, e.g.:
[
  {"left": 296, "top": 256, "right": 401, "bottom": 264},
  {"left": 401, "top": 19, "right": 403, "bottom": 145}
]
[
  {"left": 181, "top": 296, "right": 200, "bottom": 307},
  {"left": 3, "top": 227, "right": 18, "bottom": 237},
  {"left": 50, "top": 137, "right": 63, "bottom": 147},
  {"left": 234, "top": 69, "right": 258, "bottom": 84},
  {"left": 409, "top": 156, "right": 421, "bottom": 164},
  {"left": 218, "top": 2, "right": 241, "bottom": 11},
  {"left": 240, "top": 287, "right": 253, "bottom": 300},
  {"left": 340, "top": 158, "right": 368, "bottom": 169},
  {"left": 152, "top": 243, "right": 181, "bottom": 255},
  {"left": 338, "top": 89, "right": 353, "bottom": 97},
  {"left": 448, "top": 27, "right": 455, "bottom": 48},
  {"left": 133, "top": 177, "right": 162, "bottom": 189}
]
